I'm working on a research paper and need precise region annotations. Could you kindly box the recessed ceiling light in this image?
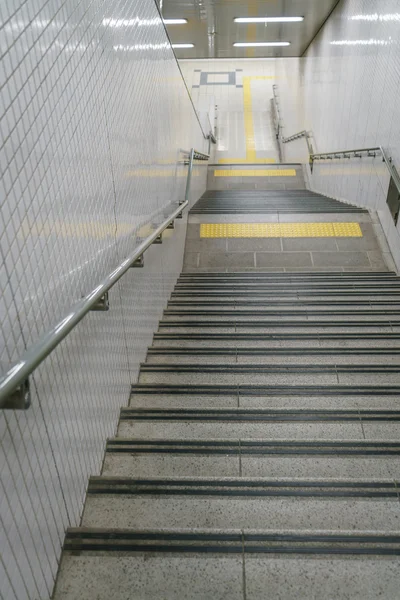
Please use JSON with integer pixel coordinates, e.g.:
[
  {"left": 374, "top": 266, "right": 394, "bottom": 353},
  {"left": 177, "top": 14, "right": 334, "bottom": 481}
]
[
  {"left": 234, "top": 42, "right": 291, "bottom": 47},
  {"left": 172, "top": 43, "right": 194, "bottom": 48},
  {"left": 234, "top": 17, "right": 303, "bottom": 23},
  {"left": 163, "top": 18, "right": 188, "bottom": 24}
]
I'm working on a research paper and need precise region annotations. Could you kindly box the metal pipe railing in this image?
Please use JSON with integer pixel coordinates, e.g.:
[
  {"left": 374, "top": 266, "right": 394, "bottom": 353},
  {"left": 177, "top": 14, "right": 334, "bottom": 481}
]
[
  {"left": 0, "top": 148, "right": 209, "bottom": 410},
  {"left": 271, "top": 84, "right": 282, "bottom": 140},
  {"left": 282, "top": 130, "right": 314, "bottom": 155},
  {"left": 310, "top": 146, "right": 400, "bottom": 196}
]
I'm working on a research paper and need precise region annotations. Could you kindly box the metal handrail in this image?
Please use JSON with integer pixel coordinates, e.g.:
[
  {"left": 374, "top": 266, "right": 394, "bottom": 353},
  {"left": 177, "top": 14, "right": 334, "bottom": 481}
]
[
  {"left": 310, "top": 146, "right": 400, "bottom": 194},
  {"left": 282, "top": 130, "right": 314, "bottom": 157},
  {"left": 271, "top": 84, "right": 282, "bottom": 139},
  {"left": 0, "top": 148, "right": 209, "bottom": 410}
]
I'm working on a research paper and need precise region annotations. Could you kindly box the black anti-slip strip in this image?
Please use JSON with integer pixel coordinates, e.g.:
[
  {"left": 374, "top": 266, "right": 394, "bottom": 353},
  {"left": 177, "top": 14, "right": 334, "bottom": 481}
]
[
  {"left": 87, "top": 477, "right": 398, "bottom": 498},
  {"left": 175, "top": 283, "right": 400, "bottom": 289},
  {"left": 171, "top": 291, "right": 400, "bottom": 297},
  {"left": 164, "top": 309, "right": 400, "bottom": 316},
  {"left": 106, "top": 439, "right": 400, "bottom": 456},
  {"left": 140, "top": 363, "right": 400, "bottom": 374},
  {"left": 153, "top": 332, "right": 400, "bottom": 340},
  {"left": 131, "top": 383, "right": 400, "bottom": 396},
  {"left": 120, "top": 408, "right": 400, "bottom": 422},
  {"left": 147, "top": 347, "right": 400, "bottom": 356},
  {"left": 158, "top": 319, "right": 399, "bottom": 328},
  {"left": 168, "top": 300, "right": 400, "bottom": 306},
  {"left": 179, "top": 271, "right": 398, "bottom": 281},
  {"left": 64, "top": 529, "right": 400, "bottom": 555}
]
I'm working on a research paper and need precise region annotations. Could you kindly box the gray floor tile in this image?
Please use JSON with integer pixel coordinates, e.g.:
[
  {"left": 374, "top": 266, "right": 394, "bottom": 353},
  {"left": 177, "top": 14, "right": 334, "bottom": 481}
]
[
  {"left": 336, "top": 237, "right": 380, "bottom": 251},
  {"left": 186, "top": 224, "right": 201, "bottom": 238},
  {"left": 282, "top": 238, "right": 338, "bottom": 251},
  {"left": 54, "top": 554, "right": 243, "bottom": 600},
  {"left": 245, "top": 556, "right": 400, "bottom": 600},
  {"left": 312, "top": 252, "right": 371, "bottom": 267},
  {"left": 368, "top": 250, "right": 388, "bottom": 269},
  {"left": 183, "top": 252, "right": 200, "bottom": 268},
  {"left": 256, "top": 252, "right": 312, "bottom": 267},
  {"left": 227, "top": 238, "right": 282, "bottom": 252},
  {"left": 199, "top": 252, "right": 255, "bottom": 268},
  {"left": 185, "top": 239, "right": 228, "bottom": 252}
]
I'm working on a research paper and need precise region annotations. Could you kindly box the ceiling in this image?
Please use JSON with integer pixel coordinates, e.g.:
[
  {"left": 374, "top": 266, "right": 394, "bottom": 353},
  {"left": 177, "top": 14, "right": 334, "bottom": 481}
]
[{"left": 161, "top": 0, "right": 340, "bottom": 59}]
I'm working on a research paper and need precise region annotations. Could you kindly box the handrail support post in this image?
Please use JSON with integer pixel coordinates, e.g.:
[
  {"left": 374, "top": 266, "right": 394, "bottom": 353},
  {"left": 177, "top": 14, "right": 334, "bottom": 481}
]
[{"left": 91, "top": 292, "right": 110, "bottom": 311}]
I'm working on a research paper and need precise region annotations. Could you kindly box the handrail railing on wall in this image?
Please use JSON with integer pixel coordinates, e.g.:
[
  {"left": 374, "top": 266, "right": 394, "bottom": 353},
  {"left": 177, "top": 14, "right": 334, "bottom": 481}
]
[
  {"left": 0, "top": 148, "right": 209, "bottom": 410},
  {"left": 271, "top": 85, "right": 314, "bottom": 160},
  {"left": 310, "top": 146, "right": 400, "bottom": 195},
  {"left": 271, "top": 84, "right": 282, "bottom": 140},
  {"left": 282, "top": 130, "right": 314, "bottom": 156}
]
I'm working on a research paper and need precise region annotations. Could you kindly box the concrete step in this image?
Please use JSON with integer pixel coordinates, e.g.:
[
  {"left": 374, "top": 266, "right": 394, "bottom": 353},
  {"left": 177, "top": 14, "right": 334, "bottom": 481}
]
[
  {"left": 138, "top": 363, "right": 400, "bottom": 386},
  {"left": 171, "top": 293, "right": 400, "bottom": 301},
  {"left": 157, "top": 323, "right": 399, "bottom": 335},
  {"left": 54, "top": 528, "right": 400, "bottom": 600},
  {"left": 176, "top": 273, "right": 398, "bottom": 280},
  {"left": 174, "top": 282, "right": 400, "bottom": 290},
  {"left": 103, "top": 438, "right": 400, "bottom": 480},
  {"left": 82, "top": 476, "right": 400, "bottom": 532},
  {"left": 117, "top": 417, "right": 365, "bottom": 441},
  {"left": 146, "top": 347, "right": 400, "bottom": 365},
  {"left": 167, "top": 301, "right": 400, "bottom": 311},
  {"left": 152, "top": 333, "right": 400, "bottom": 348},
  {"left": 162, "top": 311, "right": 400, "bottom": 321},
  {"left": 129, "top": 392, "right": 400, "bottom": 410}
]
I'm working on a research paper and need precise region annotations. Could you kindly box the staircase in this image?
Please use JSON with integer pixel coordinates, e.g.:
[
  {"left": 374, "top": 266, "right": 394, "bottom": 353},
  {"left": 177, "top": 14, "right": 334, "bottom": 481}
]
[
  {"left": 53, "top": 182, "right": 400, "bottom": 599},
  {"left": 190, "top": 189, "right": 368, "bottom": 214}
]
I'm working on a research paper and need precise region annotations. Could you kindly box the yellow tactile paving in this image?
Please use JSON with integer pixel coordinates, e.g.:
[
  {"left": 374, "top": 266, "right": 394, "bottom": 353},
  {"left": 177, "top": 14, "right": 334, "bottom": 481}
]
[
  {"left": 218, "top": 76, "right": 276, "bottom": 164},
  {"left": 218, "top": 158, "right": 276, "bottom": 164},
  {"left": 200, "top": 223, "right": 363, "bottom": 238},
  {"left": 214, "top": 169, "right": 296, "bottom": 178}
]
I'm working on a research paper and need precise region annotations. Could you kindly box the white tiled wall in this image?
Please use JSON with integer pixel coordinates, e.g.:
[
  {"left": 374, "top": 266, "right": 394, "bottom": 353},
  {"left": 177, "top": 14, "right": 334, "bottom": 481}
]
[
  {"left": 0, "top": 1, "right": 207, "bottom": 598},
  {"left": 275, "top": 0, "right": 400, "bottom": 269}
]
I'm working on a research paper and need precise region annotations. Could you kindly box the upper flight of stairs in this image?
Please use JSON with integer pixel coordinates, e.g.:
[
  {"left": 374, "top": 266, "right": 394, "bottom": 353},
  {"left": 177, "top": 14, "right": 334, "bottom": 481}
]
[
  {"left": 54, "top": 270, "right": 400, "bottom": 600},
  {"left": 191, "top": 189, "right": 368, "bottom": 214}
]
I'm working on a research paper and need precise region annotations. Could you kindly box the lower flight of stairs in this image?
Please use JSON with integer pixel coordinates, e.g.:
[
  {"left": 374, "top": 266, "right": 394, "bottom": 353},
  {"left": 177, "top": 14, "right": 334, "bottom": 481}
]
[{"left": 54, "top": 271, "right": 400, "bottom": 599}]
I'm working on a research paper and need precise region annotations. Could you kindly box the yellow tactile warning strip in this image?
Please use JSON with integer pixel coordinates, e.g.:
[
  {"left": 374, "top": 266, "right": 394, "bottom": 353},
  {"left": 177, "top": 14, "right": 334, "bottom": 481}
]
[
  {"left": 200, "top": 223, "right": 363, "bottom": 238},
  {"left": 218, "top": 76, "right": 276, "bottom": 164},
  {"left": 214, "top": 169, "right": 296, "bottom": 178}
]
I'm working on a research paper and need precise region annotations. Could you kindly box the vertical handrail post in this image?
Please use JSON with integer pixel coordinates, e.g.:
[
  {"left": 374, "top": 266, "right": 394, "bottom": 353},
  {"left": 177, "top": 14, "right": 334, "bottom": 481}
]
[{"left": 184, "top": 148, "right": 195, "bottom": 204}]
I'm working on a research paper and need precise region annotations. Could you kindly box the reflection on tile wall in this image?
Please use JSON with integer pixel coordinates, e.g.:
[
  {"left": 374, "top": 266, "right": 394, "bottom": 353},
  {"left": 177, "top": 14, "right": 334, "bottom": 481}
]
[
  {"left": 0, "top": 0, "right": 207, "bottom": 598},
  {"left": 275, "top": 0, "right": 400, "bottom": 269}
]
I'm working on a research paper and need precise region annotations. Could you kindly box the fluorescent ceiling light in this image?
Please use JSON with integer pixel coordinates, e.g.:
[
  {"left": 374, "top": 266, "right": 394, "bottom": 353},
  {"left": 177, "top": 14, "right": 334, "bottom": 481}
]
[
  {"left": 235, "top": 17, "right": 303, "bottom": 23},
  {"left": 330, "top": 38, "right": 390, "bottom": 46},
  {"left": 172, "top": 43, "right": 194, "bottom": 48},
  {"left": 350, "top": 13, "right": 400, "bottom": 22},
  {"left": 234, "top": 42, "right": 290, "bottom": 47},
  {"left": 163, "top": 18, "right": 188, "bottom": 24}
]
